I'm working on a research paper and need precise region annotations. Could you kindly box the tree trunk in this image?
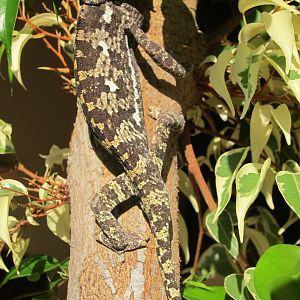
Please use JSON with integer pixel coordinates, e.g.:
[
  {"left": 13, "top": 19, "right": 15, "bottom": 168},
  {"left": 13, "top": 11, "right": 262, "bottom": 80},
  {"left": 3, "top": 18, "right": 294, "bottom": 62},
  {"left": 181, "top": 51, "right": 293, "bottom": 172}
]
[{"left": 67, "top": 0, "right": 203, "bottom": 299}]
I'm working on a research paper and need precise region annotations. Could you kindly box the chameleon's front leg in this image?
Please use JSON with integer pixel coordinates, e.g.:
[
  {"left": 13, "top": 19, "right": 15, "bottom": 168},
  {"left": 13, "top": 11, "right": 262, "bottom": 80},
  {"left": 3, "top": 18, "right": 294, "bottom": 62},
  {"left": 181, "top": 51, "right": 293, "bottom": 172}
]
[
  {"left": 91, "top": 172, "right": 148, "bottom": 252},
  {"left": 120, "top": 3, "right": 188, "bottom": 78}
]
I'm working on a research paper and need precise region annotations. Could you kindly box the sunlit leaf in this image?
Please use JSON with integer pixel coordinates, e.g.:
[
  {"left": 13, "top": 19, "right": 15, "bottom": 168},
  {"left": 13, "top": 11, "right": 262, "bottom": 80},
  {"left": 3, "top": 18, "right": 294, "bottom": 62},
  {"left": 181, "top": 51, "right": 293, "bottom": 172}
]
[
  {"left": 0, "top": 0, "right": 20, "bottom": 67},
  {"left": 40, "top": 145, "right": 69, "bottom": 170},
  {"left": 265, "top": 49, "right": 300, "bottom": 103},
  {"left": 238, "top": 23, "right": 266, "bottom": 45},
  {"left": 276, "top": 171, "right": 300, "bottom": 218},
  {"left": 271, "top": 104, "right": 291, "bottom": 145},
  {"left": 47, "top": 203, "right": 70, "bottom": 244},
  {"left": 25, "top": 207, "right": 39, "bottom": 226},
  {"left": 239, "top": 0, "right": 300, "bottom": 15},
  {"left": 0, "top": 119, "right": 15, "bottom": 154},
  {"left": 236, "top": 158, "right": 271, "bottom": 242},
  {"left": 234, "top": 44, "right": 265, "bottom": 118},
  {"left": 262, "top": 11, "right": 299, "bottom": 74},
  {"left": 261, "top": 167, "right": 275, "bottom": 209},
  {"left": 250, "top": 102, "right": 273, "bottom": 162},
  {"left": 178, "top": 169, "right": 199, "bottom": 213},
  {"left": 209, "top": 49, "right": 235, "bottom": 116},
  {"left": 214, "top": 147, "right": 249, "bottom": 221},
  {"left": 282, "top": 160, "right": 300, "bottom": 172},
  {"left": 205, "top": 211, "right": 239, "bottom": 259},
  {"left": 179, "top": 214, "right": 190, "bottom": 265},
  {"left": 0, "top": 180, "right": 27, "bottom": 252},
  {"left": 11, "top": 33, "right": 32, "bottom": 88},
  {"left": 20, "top": 13, "right": 64, "bottom": 34},
  {"left": 12, "top": 237, "right": 30, "bottom": 272},
  {"left": 0, "top": 256, "right": 8, "bottom": 272}
]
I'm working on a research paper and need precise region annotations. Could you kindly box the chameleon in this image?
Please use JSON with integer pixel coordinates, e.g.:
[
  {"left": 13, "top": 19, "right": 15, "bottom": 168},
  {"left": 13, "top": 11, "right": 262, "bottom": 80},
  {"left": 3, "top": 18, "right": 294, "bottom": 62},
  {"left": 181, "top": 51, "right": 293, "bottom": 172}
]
[{"left": 75, "top": 1, "right": 188, "bottom": 299}]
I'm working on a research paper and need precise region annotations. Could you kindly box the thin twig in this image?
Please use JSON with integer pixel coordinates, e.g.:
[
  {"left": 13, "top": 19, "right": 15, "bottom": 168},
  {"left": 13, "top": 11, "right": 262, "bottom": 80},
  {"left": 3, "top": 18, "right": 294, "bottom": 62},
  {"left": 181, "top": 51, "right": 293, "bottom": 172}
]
[
  {"left": 183, "top": 125, "right": 217, "bottom": 212},
  {"left": 17, "top": 16, "right": 71, "bottom": 41},
  {"left": 42, "top": 38, "right": 68, "bottom": 68}
]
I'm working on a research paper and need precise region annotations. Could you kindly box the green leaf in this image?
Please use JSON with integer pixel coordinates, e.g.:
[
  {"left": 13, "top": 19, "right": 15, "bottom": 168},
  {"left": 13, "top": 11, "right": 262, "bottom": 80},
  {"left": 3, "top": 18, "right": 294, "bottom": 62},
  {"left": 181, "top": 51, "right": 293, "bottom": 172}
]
[
  {"left": 271, "top": 104, "right": 291, "bottom": 145},
  {"left": 261, "top": 167, "right": 276, "bottom": 209},
  {"left": 178, "top": 169, "right": 199, "bottom": 213},
  {"left": 276, "top": 171, "right": 300, "bottom": 218},
  {"left": 183, "top": 285, "right": 227, "bottom": 300},
  {"left": 224, "top": 274, "right": 253, "bottom": 300},
  {"left": 262, "top": 11, "right": 299, "bottom": 74},
  {"left": 250, "top": 103, "right": 273, "bottom": 162},
  {"left": 53, "top": 0, "right": 62, "bottom": 13},
  {"left": 239, "top": 0, "right": 300, "bottom": 15},
  {"left": 209, "top": 49, "right": 235, "bottom": 116},
  {"left": 254, "top": 244, "right": 300, "bottom": 300},
  {"left": 179, "top": 214, "right": 190, "bottom": 265},
  {"left": 0, "top": 0, "right": 20, "bottom": 67},
  {"left": 12, "top": 237, "right": 30, "bottom": 272},
  {"left": 0, "top": 119, "right": 15, "bottom": 154},
  {"left": 236, "top": 158, "right": 271, "bottom": 242},
  {"left": 205, "top": 211, "right": 239, "bottom": 259},
  {"left": 282, "top": 160, "right": 300, "bottom": 172},
  {"left": 238, "top": 23, "right": 266, "bottom": 45},
  {"left": 0, "top": 254, "right": 60, "bottom": 288},
  {"left": 214, "top": 147, "right": 249, "bottom": 221},
  {"left": 198, "top": 244, "right": 239, "bottom": 277},
  {"left": 244, "top": 268, "right": 259, "bottom": 300},
  {"left": 0, "top": 179, "right": 28, "bottom": 252},
  {"left": 40, "top": 145, "right": 69, "bottom": 170},
  {"left": 265, "top": 50, "right": 300, "bottom": 103},
  {"left": 47, "top": 203, "right": 70, "bottom": 244},
  {"left": 234, "top": 44, "right": 265, "bottom": 118}
]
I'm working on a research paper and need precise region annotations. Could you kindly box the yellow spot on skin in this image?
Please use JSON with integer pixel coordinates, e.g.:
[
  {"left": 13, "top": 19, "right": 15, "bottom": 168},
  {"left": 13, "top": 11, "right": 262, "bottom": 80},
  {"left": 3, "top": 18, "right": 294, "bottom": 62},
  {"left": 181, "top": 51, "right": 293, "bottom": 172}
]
[
  {"left": 96, "top": 123, "right": 104, "bottom": 131},
  {"left": 86, "top": 102, "right": 95, "bottom": 112},
  {"left": 78, "top": 70, "right": 88, "bottom": 81},
  {"left": 120, "top": 152, "right": 129, "bottom": 162}
]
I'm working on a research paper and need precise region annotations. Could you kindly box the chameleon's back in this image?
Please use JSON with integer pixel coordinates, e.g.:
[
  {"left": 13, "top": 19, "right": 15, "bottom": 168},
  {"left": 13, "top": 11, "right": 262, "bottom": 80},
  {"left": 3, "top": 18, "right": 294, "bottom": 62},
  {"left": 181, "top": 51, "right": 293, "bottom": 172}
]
[{"left": 75, "top": 3, "right": 149, "bottom": 170}]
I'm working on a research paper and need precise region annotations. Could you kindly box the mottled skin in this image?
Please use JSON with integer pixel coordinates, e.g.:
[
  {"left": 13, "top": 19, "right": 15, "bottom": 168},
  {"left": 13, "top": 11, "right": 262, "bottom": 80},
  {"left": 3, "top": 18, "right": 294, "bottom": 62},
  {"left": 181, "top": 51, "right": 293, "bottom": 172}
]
[{"left": 75, "top": 1, "right": 187, "bottom": 299}]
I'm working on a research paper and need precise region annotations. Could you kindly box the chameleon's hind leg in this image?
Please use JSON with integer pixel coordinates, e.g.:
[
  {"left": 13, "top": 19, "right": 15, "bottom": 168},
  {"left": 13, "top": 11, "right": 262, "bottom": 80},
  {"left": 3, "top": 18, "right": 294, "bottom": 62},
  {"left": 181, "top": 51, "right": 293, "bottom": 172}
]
[{"left": 91, "top": 173, "right": 148, "bottom": 253}]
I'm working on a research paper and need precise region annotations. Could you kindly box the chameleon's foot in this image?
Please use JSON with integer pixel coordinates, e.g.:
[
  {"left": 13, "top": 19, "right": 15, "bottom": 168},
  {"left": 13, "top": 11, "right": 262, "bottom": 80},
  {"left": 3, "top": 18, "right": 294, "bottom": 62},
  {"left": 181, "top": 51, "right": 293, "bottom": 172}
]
[
  {"left": 148, "top": 107, "right": 185, "bottom": 133},
  {"left": 97, "top": 231, "right": 148, "bottom": 253},
  {"left": 120, "top": 3, "right": 143, "bottom": 28}
]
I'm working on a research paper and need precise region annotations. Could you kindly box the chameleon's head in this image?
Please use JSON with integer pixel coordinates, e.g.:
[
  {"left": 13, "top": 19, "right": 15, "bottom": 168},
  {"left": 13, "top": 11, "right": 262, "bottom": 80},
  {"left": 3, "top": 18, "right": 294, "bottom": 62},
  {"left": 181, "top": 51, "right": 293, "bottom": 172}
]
[{"left": 80, "top": 0, "right": 107, "bottom": 5}]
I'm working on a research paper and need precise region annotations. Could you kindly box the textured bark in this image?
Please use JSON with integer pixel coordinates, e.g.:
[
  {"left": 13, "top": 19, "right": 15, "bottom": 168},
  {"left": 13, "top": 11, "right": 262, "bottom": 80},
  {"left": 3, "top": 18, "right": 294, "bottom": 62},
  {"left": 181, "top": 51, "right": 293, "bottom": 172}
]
[{"left": 67, "top": 0, "right": 203, "bottom": 299}]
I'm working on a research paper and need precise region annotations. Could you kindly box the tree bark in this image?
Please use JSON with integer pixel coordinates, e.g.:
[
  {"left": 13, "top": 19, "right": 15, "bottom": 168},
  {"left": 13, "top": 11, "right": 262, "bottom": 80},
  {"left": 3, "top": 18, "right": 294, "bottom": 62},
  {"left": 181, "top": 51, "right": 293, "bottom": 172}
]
[{"left": 67, "top": 0, "right": 203, "bottom": 299}]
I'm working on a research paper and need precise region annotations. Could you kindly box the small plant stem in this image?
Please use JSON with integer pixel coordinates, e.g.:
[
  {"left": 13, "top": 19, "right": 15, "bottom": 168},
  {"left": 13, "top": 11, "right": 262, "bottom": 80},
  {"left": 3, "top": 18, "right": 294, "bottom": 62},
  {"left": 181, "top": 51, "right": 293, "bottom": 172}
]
[{"left": 183, "top": 125, "right": 217, "bottom": 212}]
